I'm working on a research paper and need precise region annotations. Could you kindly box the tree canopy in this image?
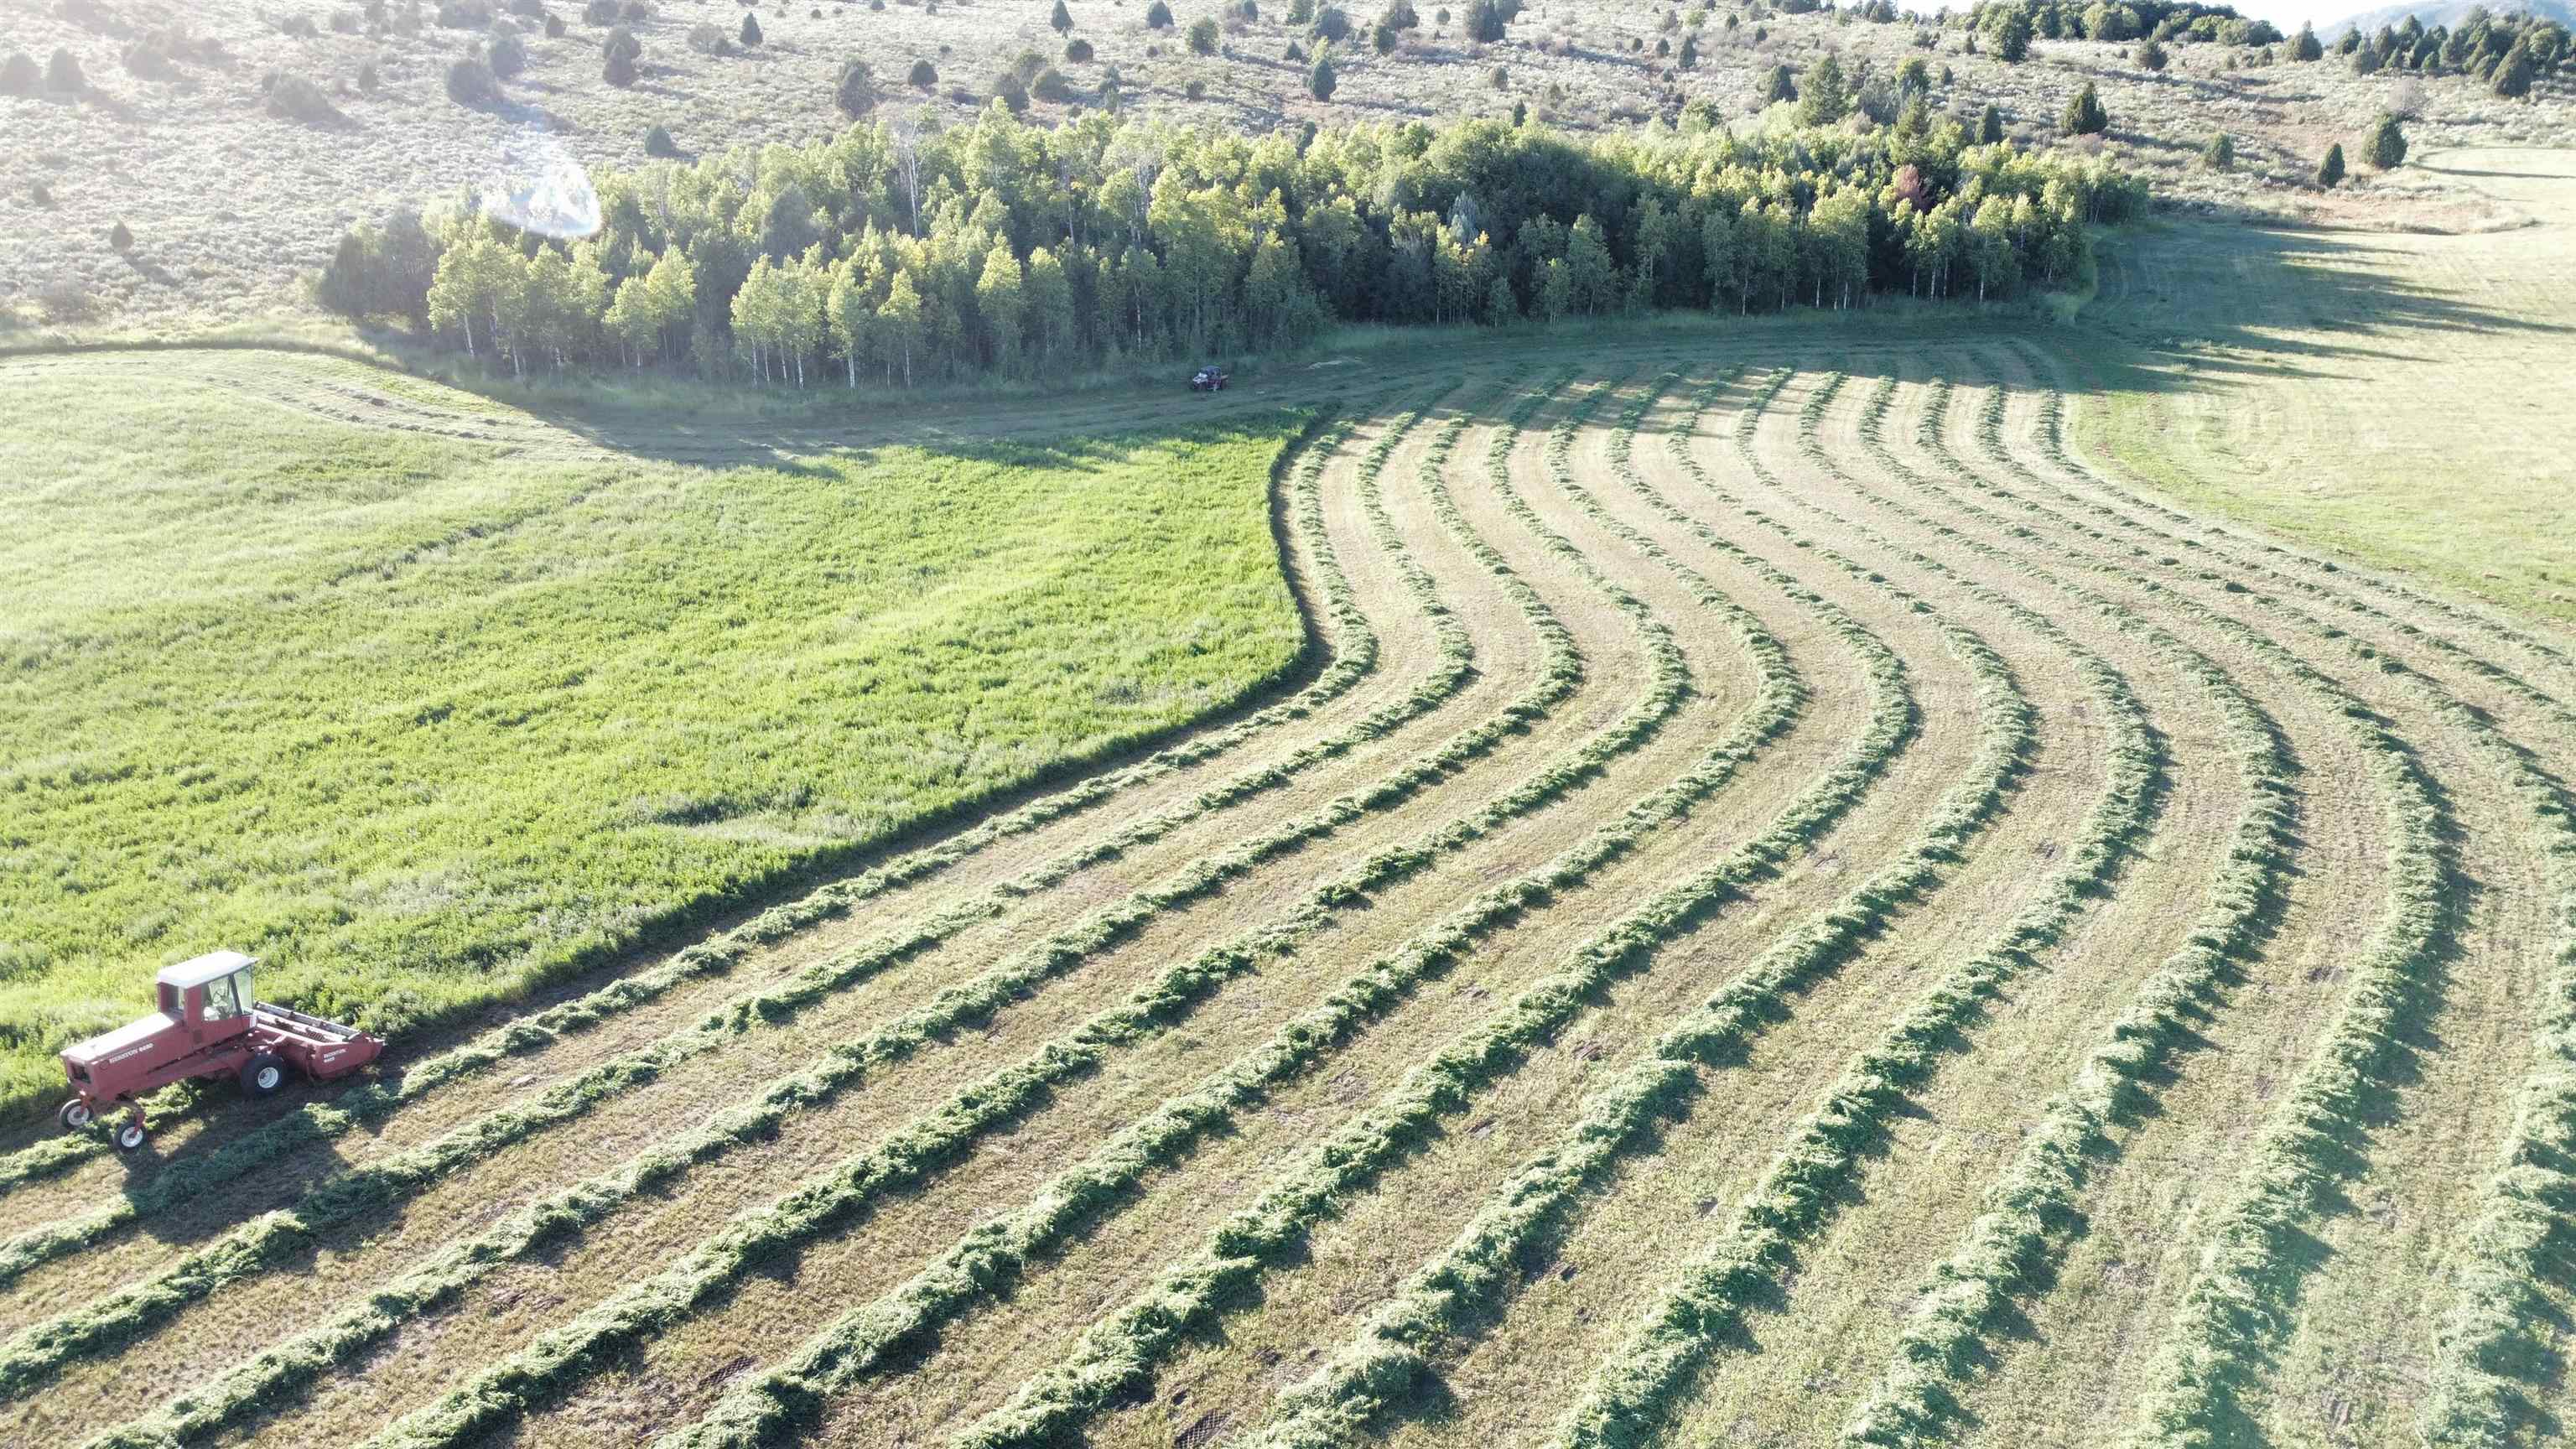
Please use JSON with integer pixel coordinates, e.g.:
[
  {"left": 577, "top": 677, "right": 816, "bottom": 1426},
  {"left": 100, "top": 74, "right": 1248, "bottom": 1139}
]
[{"left": 334, "top": 107, "right": 2145, "bottom": 388}]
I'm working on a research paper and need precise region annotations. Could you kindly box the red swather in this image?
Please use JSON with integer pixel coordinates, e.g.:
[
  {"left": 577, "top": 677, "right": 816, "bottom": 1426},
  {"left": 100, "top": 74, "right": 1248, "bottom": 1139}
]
[{"left": 57, "top": 951, "right": 384, "bottom": 1150}]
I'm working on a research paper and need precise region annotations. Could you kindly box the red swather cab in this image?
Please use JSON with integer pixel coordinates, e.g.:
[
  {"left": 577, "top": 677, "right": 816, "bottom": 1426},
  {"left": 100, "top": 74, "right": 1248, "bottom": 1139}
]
[{"left": 58, "top": 952, "right": 383, "bottom": 1150}]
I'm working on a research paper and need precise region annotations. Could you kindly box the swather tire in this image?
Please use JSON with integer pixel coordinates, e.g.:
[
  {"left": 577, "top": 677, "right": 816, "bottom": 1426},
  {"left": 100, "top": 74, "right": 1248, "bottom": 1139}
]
[
  {"left": 114, "top": 1121, "right": 146, "bottom": 1152},
  {"left": 242, "top": 1053, "right": 288, "bottom": 1097},
  {"left": 58, "top": 1099, "right": 93, "bottom": 1132}
]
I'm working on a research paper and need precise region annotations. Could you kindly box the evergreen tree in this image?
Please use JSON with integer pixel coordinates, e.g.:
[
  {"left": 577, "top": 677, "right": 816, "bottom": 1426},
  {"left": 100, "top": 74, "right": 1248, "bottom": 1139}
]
[
  {"left": 1982, "top": 4, "right": 2031, "bottom": 62},
  {"left": 2493, "top": 42, "right": 2535, "bottom": 96},
  {"left": 2136, "top": 36, "right": 2166, "bottom": 70},
  {"left": 2292, "top": 21, "right": 2322, "bottom": 60},
  {"left": 2366, "top": 112, "right": 2407, "bottom": 169},
  {"left": 1464, "top": 0, "right": 1506, "bottom": 42},
  {"left": 1192, "top": 15, "right": 1223, "bottom": 51},
  {"left": 1146, "top": 0, "right": 1173, "bottom": 27},
  {"left": 740, "top": 10, "right": 761, "bottom": 45},
  {"left": 602, "top": 25, "right": 640, "bottom": 86},
  {"left": 836, "top": 59, "right": 880, "bottom": 117},
  {"left": 1052, "top": 0, "right": 1073, "bottom": 34},
  {"left": 2201, "top": 130, "right": 2232, "bottom": 169},
  {"left": 1308, "top": 47, "right": 1337, "bottom": 97},
  {"left": 2316, "top": 141, "right": 2345, "bottom": 188},
  {"left": 2350, "top": 40, "right": 2381, "bottom": 74},
  {"left": 1794, "top": 52, "right": 1848, "bottom": 124},
  {"left": 1978, "top": 101, "right": 2004, "bottom": 143},
  {"left": 909, "top": 58, "right": 937, "bottom": 86},
  {"left": 1760, "top": 62, "right": 1797, "bottom": 105},
  {"left": 2060, "top": 80, "right": 2106, "bottom": 135}
]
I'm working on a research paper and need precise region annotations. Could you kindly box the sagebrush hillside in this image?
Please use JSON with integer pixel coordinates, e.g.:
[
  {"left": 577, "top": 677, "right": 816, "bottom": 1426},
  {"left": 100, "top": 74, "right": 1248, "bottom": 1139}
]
[{"left": 4, "top": 0, "right": 2573, "bottom": 330}]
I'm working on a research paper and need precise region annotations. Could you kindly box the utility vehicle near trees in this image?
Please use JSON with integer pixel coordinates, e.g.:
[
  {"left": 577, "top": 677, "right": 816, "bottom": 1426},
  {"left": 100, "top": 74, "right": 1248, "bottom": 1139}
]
[
  {"left": 1191, "top": 366, "right": 1231, "bottom": 392},
  {"left": 57, "top": 951, "right": 384, "bottom": 1150}
]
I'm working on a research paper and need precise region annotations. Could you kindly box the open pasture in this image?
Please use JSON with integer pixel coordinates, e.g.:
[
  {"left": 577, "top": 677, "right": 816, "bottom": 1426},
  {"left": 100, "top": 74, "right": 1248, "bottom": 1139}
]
[{"left": 0, "top": 153, "right": 2573, "bottom": 1449}]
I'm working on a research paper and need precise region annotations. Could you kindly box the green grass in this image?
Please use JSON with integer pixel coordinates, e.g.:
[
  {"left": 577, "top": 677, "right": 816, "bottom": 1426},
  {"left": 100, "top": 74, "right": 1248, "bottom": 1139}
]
[{"left": 0, "top": 377, "right": 1310, "bottom": 1114}]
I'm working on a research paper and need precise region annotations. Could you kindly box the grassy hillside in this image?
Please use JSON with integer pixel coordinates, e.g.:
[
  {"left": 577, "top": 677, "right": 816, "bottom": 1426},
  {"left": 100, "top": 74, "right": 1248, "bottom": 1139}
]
[{"left": 0, "top": 367, "right": 1309, "bottom": 1112}]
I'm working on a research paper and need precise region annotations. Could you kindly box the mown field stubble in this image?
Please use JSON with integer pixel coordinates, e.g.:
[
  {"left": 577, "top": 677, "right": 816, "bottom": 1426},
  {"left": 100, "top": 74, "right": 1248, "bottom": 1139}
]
[{"left": 7, "top": 115, "right": 2576, "bottom": 1449}]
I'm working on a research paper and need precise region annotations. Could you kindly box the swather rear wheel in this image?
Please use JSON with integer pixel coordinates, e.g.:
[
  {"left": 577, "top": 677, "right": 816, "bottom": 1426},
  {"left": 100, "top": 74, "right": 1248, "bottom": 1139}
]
[
  {"left": 242, "top": 1053, "right": 287, "bottom": 1097},
  {"left": 113, "top": 1121, "right": 146, "bottom": 1152},
  {"left": 58, "top": 1099, "right": 93, "bottom": 1132}
]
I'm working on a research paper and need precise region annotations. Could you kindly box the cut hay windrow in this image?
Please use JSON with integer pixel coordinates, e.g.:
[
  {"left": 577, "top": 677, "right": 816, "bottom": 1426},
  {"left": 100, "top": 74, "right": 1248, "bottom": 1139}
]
[
  {"left": 311, "top": 370, "right": 1700, "bottom": 1449},
  {"left": 656, "top": 369, "right": 1829, "bottom": 1449},
  {"left": 2412, "top": 719, "right": 2576, "bottom": 1446},
  {"left": 0, "top": 408, "right": 1410, "bottom": 1206},
  {"left": 1830, "top": 372, "right": 2459, "bottom": 1446},
  {"left": 1241, "top": 367, "right": 2056, "bottom": 1449},
  {"left": 1517, "top": 370, "right": 2163, "bottom": 1449},
  {"left": 60, "top": 386, "right": 1587, "bottom": 1441},
  {"left": 1945, "top": 363, "right": 2576, "bottom": 1449},
  {"left": 927, "top": 367, "right": 1838, "bottom": 1449},
  {"left": 1814, "top": 375, "right": 2299, "bottom": 1447},
  {"left": 1953, "top": 374, "right": 2459, "bottom": 1446}
]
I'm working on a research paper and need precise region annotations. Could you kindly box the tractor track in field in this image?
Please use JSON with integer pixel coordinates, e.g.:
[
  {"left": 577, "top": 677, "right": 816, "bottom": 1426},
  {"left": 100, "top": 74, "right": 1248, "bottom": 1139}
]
[{"left": 4, "top": 335, "right": 2572, "bottom": 1449}]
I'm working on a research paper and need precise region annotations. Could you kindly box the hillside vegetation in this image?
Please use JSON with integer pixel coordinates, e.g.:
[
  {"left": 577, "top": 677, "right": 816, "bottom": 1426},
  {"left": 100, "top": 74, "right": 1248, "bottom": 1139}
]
[
  {"left": 5, "top": 0, "right": 2573, "bottom": 331},
  {"left": 317, "top": 111, "right": 2143, "bottom": 388}
]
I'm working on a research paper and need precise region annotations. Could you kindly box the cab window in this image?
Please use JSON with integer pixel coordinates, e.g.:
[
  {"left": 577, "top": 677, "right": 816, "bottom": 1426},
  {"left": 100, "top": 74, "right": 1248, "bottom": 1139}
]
[{"left": 200, "top": 972, "right": 242, "bottom": 1021}]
